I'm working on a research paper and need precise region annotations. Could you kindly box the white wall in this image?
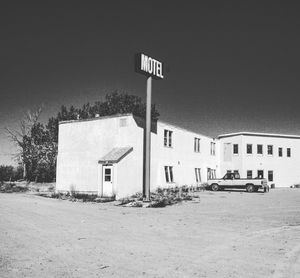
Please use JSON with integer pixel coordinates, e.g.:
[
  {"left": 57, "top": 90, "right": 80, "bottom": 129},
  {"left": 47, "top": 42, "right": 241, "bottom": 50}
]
[
  {"left": 150, "top": 121, "right": 219, "bottom": 189},
  {"left": 56, "top": 114, "right": 220, "bottom": 199},
  {"left": 56, "top": 115, "right": 138, "bottom": 194},
  {"left": 219, "top": 135, "right": 300, "bottom": 187}
]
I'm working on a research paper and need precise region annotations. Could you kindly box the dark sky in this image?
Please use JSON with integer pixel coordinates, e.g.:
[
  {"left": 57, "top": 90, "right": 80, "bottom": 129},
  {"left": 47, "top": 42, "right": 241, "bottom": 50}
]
[{"left": 1, "top": 1, "right": 300, "bottom": 164}]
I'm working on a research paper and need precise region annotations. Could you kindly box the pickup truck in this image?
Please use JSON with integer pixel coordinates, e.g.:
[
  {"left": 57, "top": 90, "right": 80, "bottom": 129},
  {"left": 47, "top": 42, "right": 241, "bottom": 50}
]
[{"left": 207, "top": 172, "right": 269, "bottom": 192}]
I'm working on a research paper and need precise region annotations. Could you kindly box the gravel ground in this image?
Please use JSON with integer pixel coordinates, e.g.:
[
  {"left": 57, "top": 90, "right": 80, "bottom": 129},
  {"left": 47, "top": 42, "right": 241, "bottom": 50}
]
[{"left": 0, "top": 188, "right": 300, "bottom": 278}]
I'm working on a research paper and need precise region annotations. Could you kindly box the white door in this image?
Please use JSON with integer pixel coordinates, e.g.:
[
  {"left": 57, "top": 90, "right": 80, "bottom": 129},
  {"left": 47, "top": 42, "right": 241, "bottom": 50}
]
[
  {"left": 102, "top": 165, "right": 113, "bottom": 197},
  {"left": 224, "top": 143, "right": 232, "bottom": 161}
]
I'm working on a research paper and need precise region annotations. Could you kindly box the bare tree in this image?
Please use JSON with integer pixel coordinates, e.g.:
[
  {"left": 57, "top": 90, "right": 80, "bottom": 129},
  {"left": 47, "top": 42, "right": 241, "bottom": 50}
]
[{"left": 5, "top": 108, "right": 42, "bottom": 179}]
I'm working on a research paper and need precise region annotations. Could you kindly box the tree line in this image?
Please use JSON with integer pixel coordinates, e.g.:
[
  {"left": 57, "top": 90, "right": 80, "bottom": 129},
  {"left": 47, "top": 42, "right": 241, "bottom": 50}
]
[{"left": 4, "top": 92, "right": 159, "bottom": 183}]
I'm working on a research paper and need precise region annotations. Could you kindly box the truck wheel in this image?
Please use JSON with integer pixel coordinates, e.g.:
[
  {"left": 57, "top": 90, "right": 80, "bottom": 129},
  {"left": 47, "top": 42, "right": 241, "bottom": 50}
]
[
  {"left": 211, "top": 184, "right": 219, "bottom": 191},
  {"left": 246, "top": 184, "right": 255, "bottom": 193}
]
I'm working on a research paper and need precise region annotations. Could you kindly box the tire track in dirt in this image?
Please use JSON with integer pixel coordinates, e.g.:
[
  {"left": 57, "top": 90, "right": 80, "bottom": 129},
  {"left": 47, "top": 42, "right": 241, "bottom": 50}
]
[
  {"left": 271, "top": 232, "right": 300, "bottom": 278},
  {"left": 244, "top": 225, "right": 300, "bottom": 278}
]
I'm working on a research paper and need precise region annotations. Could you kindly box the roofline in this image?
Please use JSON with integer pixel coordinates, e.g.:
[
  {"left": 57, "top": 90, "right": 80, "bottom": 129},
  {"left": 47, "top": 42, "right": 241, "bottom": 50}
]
[
  {"left": 158, "top": 120, "right": 216, "bottom": 140},
  {"left": 218, "top": 132, "right": 300, "bottom": 140},
  {"left": 58, "top": 113, "right": 216, "bottom": 140},
  {"left": 59, "top": 113, "right": 133, "bottom": 125}
]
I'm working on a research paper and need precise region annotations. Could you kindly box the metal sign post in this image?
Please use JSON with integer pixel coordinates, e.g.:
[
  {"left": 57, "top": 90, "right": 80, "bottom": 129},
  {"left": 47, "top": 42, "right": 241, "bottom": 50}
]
[
  {"left": 145, "top": 76, "right": 152, "bottom": 201},
  {"left": 135, "top": 53, "right": 164, "bottom": 201}
]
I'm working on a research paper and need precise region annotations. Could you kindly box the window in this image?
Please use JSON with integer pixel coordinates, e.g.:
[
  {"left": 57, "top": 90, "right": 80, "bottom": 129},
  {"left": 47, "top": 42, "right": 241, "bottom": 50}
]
[
  {"left": 164, "top": 166, "right": 174, "bottom": 183},
  {"left": 210, "top": 142, "right": 216, "bottom": 155},
  {"left": 119, "top": 118, "right": 127, "bottom": 127},
  {"left": 233, "top": 144, "right": 239, "bottom": 154},
  {"left": 257, "top": 170, "right": 264, "bottom": 178},
  {"left": 224, "top": 173, "right": 233, "bottom": 180},
  {"left": 257, "top": 144, "right": 263, "bottom": 155},
  {"left": 267, "top": 145, "right": 273, "bottom": 155},
  {"left": 212, "top": 169, "right": 216, "bottom": 179},
  {"left": 247, "top": 170, "right": 252, "bottom": 179},
  {"left": 268, "top": 170, "right": 273, "bottom": 182},
  {"left": 194, "top": 138, "right": 200, "bottom": 152},
  {"left": 195, "top": 168, "right": 201, "bottom": 183},
  {"left": 226, "top": 170, "right": 232, "bottom": 174},
  {"left": 287, "top": 148, "right": 291, "bottom": 157},
  {"left": 278, "top": 147, "right": 282, "bottom": 157},
  {"left": 104, "top": 168, "right": 112, "bottom": 182},
  {"left": 247, "top": 144, "right": 252, "bottom": 154},
  {"left": 207, "top": 168, "right": 216, "bottom": 180},
  {"left": 164, "top": 130, "right": 173, "bottom": 147},
  {"left": 233, "top": 170, "right": 240, "bottom": 179}
]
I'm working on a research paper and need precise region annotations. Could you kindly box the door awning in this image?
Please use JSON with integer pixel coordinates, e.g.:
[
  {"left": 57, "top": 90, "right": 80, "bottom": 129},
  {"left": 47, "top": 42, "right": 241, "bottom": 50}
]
[{"left": 98, "top": 147, "right": 133, "bottom": 164}]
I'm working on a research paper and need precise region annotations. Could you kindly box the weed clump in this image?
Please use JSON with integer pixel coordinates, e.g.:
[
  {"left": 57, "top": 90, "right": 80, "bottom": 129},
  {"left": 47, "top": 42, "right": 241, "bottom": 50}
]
[
  {"left": 0, "top": 182, "right": 28, "bottom": 193},
  {"left": 118, "top": 185, "right": 202, "bottom": 208},
  {"left": 38, "top": 191, "right": 115, "bottom": 203}
]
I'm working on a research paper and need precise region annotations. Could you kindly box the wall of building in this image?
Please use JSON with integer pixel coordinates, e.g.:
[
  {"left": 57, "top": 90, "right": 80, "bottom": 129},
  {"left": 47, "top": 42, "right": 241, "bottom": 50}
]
[
  {"left": 219, "top": 135, "right": 300, "bottom": 187},
  {"left": 56, "top": 114, "right": 220, "bottom": 199},
  {"left": 219, "top": 136, "right": 243, "bottom": 177},
  {"left": 56, "top": 114, "right": 143, "bottom": 195},
  {"left": 150, "top": 121, "right": 219, "bottom": 189},
  {"left": 57, "top": 114, "right": 299, "bottom": 199}
]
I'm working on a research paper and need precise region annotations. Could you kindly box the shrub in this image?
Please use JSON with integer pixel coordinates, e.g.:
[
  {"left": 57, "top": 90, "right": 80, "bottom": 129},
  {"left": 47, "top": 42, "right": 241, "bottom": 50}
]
[{"left": 0, "top": 182, "right": 28, "bottom": 193}]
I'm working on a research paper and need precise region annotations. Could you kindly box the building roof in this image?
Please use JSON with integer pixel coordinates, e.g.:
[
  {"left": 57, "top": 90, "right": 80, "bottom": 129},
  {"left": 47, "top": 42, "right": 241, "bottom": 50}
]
[
  {"left": 218, "top": 131, "right": 300, "bottom": 140},
  {"left": 59, "top": 113, "right": 216, "bottom": 140},
  {"left": 59, "top": 113, "right": 133, "bottom": 125},
  {"left": 98, "top": 147, "right": 133, "bottom": 164},
  {"left": 158, "top": 120, "right": 215, "bottom": 140},
  {"left": 59, "top": 113, "right": 300, "bottom": 140}
]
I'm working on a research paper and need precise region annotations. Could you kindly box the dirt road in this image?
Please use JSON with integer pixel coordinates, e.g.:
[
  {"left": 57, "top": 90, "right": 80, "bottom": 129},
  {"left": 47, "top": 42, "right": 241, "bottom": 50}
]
[{"left": 1, "top": 189, "right": 300, "bottom": 278}]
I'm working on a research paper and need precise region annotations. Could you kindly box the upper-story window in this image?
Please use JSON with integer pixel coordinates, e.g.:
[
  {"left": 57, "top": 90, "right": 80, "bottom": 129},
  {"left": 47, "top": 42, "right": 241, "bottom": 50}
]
[
  {"left": 210, "top": 142, "right": 216, "bottom": 155},
  {"left": 278, "top": 147, "right": 282, "bottom": 157},
  {"left": 247, "top": 144, "right": 252, "bottom": 154},
  {"left": 267, "top": 145, "right": 273, "bottom": 155},
  {"left": 119, "top": 118, "right": 127, "bottom": 127},
  {"left": 257, "top": 144, "right": 263, "bottom": 155},
  {"left": 233, "top": 144, "right": 239, "bottom": 154},
  {"left": 164, "top": 130, "right": 173, "bottom": 147},
  {"left": 287, "top": 148, "right": 291, "bottom": 157},
  {"left": 194, "top": 137, "right": 200, "bottom": 152}
]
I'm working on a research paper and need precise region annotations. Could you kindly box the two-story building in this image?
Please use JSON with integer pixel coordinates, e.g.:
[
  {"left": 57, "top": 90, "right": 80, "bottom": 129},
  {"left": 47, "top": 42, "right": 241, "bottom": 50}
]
[
  {"left": 56, "top": 114, "right": 300, "bottom": 199},
  {"left": 56, "top": 114, "right": 219, "bottom": 199},
  {"left": 218, "top": 132, "right": 300, "bottom": 188}
]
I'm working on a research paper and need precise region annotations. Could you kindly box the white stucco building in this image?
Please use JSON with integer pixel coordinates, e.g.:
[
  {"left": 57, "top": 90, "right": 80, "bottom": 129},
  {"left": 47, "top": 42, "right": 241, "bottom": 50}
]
[
  {"left": 56, "top": 114, "right": 219, "bottom": 199},
  {"left": 56, "top": 114, "right": 300, "bottom": 199},
  {"left": 218, "top": 132, "right": 300, "bottom": 188}
]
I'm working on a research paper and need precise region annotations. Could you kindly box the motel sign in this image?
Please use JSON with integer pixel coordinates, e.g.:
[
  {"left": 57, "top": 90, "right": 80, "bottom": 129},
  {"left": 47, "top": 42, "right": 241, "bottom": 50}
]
[{"left": 135, "top": 53, "right": 164, "bottom": 80}]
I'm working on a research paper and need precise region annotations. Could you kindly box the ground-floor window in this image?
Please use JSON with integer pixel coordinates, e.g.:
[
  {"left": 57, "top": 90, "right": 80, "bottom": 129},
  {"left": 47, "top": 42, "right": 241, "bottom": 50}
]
[
  {"left": 164, "top": 166, "right": 174, "bottom": 183},
  {"left": 195, "top": 168, "right": 201, "bottom": 183},
  {"left": 233, "top": 170, "right": 240, "bottom": 179},
  {"left": 207, "top": 168, "right": 216, "bottom": 180},
  {"left": 247, "top": 170, "right": 252, "bottom": 179},
  {"left": 257, "top": 170, "right": 264, "bottom": 178},
  {"left": 268, "top": 170, "right": 273, "bottom": 182}
]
